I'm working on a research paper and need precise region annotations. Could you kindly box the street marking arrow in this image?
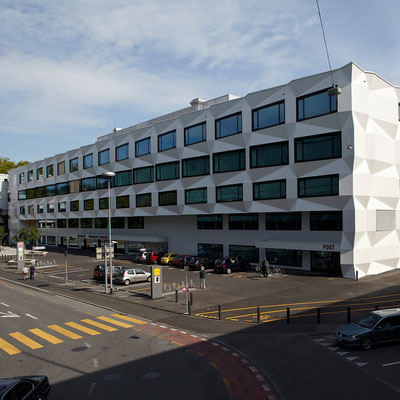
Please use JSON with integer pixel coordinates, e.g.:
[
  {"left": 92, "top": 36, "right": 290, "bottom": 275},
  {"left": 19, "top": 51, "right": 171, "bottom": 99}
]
[{"left": 0, "top": 311, "right": 20, "bottom": 318}]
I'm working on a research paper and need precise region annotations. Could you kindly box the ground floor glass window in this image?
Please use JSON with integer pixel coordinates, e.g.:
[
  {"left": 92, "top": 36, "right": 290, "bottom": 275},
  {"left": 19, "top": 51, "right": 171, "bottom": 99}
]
[
  {"left": 198, "top": 243, "right": 223, "bottom": 259},
  {"left": 229, "top": 245, "right": 259, "bottom": 263},
  {"left": 310, "top": 251, "right": 341, "bottom": 275},
  {"left": 265, "top": 248, "right": 302, "bottom": 267}
]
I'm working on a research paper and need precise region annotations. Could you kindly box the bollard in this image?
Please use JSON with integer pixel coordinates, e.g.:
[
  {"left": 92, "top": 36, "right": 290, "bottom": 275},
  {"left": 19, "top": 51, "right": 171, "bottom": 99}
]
[
  {"left": 287, "top": 307, "right": 290, "bottom": 324},
  {"left": 355, "top": 270, "right": 358, "bottom": 281},
  {"left": 190, "top": 292, "right": 193, "bottom": 306},
  {"left": 347, "top": 307, "right": 351, "bottom": 323},
  {"left": 317, "top": 308, "right": 321, "bottom": 324},
  {"left": 257, "top": 306, "right": 260, "bottom": 323},
  {"left": 188, "top": 299, "right": 191, "bottom": 315},
  {"left": 218, "top": 304, "right": 221, "bottom": 320},
  {"left": 375, "top": 305, "right": 379, "bottom": 310},
  {"left": 175, "top": 289, "right": 178, "bottom": 303}
]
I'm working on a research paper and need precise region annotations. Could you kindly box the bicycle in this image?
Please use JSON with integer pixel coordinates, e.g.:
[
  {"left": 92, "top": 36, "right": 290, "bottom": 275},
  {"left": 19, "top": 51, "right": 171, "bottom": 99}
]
[{"left": 268, "top": 265, "right": 283, "bottom": 276}]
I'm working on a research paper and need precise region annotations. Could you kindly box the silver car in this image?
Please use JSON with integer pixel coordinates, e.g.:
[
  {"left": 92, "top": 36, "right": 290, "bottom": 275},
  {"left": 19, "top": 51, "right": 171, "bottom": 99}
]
[{"left": 115, "top": 268, "right": 151, "bottom": 285}]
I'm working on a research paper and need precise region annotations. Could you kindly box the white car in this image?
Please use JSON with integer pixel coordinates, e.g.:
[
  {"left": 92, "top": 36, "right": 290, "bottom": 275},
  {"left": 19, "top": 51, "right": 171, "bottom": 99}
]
[{"left": 115, "top": 268, "right": 151, "bottom": 285}]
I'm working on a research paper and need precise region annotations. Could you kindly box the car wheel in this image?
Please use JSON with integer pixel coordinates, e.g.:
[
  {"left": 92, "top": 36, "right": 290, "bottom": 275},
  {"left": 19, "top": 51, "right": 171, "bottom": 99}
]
[
  {"left": 124, "top": 279, "right": 130, "bottom": 286},
  {"left": 226, "top": 268, "right": 232, "bottom": 274},
  {"left": 147, "top": 276, "right": 151, "bottom": 282},
  {"left": 361, "top": 337, "right": 372, "bottom": 350}
]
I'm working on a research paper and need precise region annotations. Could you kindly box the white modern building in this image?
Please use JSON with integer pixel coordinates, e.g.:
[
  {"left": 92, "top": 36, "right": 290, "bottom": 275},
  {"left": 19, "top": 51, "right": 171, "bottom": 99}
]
[{"left": 8, "top": 62, "right": 400, "bottom": 279}]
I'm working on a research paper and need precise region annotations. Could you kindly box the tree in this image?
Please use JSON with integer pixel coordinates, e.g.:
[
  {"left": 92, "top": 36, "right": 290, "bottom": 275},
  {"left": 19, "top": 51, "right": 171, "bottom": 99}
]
[
  {"left": 0, "top": 226, "right": 7, "bottom": 252},
  {"left": 29, "top": 226, "right": 42, "bottom": 248},
  {"left": 12, "top": 227, "right": 31, "bottom": 246},
  {"left": 0, "top": 157, "right": 29, "bottom": 174}
]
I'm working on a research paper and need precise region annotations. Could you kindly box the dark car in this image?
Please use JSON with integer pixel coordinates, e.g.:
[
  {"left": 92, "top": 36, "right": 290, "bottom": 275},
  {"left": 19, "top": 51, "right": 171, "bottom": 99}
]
[
  {"left": 146, "top": 251, "right": 166, "bottom": 264},
  {"left": 336, "top": 308, "right": 400, "bottom": 350},
  {"left": 189, "top": 257, "right": 214, "bottom": 271},
  {"left": 0, "top": 375, "right": 50, "bottom": 399},
  {"left": 172, "top": 255, "right": 194, "bottom": 268},
  {"left": 93, "top": 265, "right": 127, "bottom": 282},
  {"left": 214, "top": 257, "right": 243, "bottom": 274}
]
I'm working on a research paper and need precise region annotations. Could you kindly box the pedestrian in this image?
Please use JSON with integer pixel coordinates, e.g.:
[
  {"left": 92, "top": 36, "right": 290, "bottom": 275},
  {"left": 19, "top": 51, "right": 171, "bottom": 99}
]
[
  {"left": 22, "top": 266, "right": 29, "bottom": 280},
  {"left": 30, "top": 261, "right": 36, "bottom": 280},
  {"left": 261, "top": 257, "right": 269, "bottom": 278}
]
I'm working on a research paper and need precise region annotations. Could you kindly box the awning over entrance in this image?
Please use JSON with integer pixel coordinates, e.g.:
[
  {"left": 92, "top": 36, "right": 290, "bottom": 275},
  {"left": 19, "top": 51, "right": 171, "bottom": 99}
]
[
  {"left": 77, "top": 233, "right": 168, "bottom": 243},
  {"left": 255, "top": 239, "right": 340, "bottom": 252}
]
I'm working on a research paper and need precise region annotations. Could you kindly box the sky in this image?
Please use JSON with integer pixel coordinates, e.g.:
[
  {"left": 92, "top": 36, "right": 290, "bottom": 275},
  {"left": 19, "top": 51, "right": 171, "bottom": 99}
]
[{"left": 1, "top": 0, "right": 400, "bottom": 163}]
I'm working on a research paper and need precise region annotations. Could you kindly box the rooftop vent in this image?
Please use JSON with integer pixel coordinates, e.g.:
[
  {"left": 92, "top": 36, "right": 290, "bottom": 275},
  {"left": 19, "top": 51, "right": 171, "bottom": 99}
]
[
  {"left": 113, "top": 127, "right": 122, "bottom": 133},
  {"left": 190, "top": 98, "right": 206, "bottom": 107}
]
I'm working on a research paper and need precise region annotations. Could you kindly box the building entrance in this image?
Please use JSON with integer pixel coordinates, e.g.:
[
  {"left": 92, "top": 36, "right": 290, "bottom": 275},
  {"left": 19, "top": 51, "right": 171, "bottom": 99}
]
[{"left": 310, "top": 251, "right": 341, "bottom": 276}]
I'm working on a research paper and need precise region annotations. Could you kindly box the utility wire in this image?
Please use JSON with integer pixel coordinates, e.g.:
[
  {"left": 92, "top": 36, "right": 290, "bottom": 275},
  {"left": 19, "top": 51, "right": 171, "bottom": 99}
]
[{"left": 316, "top": 0, "right": 335, "bottom": 87}]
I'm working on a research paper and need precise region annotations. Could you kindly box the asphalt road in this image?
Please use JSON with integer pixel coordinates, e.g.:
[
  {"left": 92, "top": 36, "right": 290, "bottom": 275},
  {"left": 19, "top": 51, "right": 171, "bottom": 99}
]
[{"left": 0, "top": 280, "right": 269, "bottom": 399}]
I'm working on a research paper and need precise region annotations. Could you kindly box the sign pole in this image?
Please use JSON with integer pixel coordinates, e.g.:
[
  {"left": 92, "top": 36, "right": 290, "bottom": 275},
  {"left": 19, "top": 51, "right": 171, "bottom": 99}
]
[
  {"left": 104, "top": 245, "right": 108, "bottom": 294},
  {"left": 64, "top": 250, "right": 68, "bottom": 283}
]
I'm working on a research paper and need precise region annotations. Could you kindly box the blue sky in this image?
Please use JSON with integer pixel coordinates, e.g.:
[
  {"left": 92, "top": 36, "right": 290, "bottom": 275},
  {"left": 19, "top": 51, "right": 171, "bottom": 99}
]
[{"left": 1, "top": 0, "right": 400, "bottom": 163}]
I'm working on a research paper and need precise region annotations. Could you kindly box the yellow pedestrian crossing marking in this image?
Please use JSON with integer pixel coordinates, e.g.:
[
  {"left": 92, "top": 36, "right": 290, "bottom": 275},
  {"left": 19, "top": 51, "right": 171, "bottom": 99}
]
[
  {"left": 65, "top": 322, "right": 100, "bottom": 336},
  {"left": 81, "top": 319, "right": 118, "bottom": 332},
  {"left": 0, "top": 337, "right": 21, "bottom": 355},
  {"left": 9, "top": 332, "right": 43, "bottom": 349},
  {"left": 111, "top": 314, "right": 148, "bottom": 325},
  {"left": 48, "top": 325, "right": 83, "bottom": 340},
  {"left": 29, "top": 329, "right": 63, "bottom": 344},
  {"left": 97, "top": 316, "right": 133, "bottom": 328}
]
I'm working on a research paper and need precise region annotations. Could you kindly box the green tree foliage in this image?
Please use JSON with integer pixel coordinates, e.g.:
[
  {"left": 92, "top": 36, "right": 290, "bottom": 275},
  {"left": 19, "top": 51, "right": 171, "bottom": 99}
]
[
  {"left": 0, "top": 157, "right": 29, "bottom": 174},
  {"left": 29, "top": 226, "right": 42, "bottom": 247},
  {"left": 12, "top": 227, "right": 40, "bottom": 246},
  {"left": 0, "top": 226, "right": 7, "bottom": 251}
]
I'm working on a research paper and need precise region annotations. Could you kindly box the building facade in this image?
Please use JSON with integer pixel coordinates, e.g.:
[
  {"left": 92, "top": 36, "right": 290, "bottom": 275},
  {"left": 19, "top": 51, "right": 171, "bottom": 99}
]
[
  {"left": 8, "top": 62, "right": 400, "bottom": 278},
  {"left": 0, "top": 174, "right": 9, "bottom": 239}
]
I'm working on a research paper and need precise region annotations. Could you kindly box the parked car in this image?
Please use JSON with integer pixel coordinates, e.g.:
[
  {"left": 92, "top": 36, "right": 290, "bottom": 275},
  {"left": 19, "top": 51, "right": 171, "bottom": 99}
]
[
  {"left": 335, "top": 308, "right": 400, "bottom": 350},
  {"left": 171, "top": 255, "right": 194, "bottom": 268},
  {"left": 146, "top": 251, "right": 166, "bottom": 264},
  {"left": 93, "top": 265, "right": 127, "bottom": 281},
  {"left": 134, "top": 250, "right": 149, "bottom": 263},
  {"left": 0, "top": 375, "right": 51, "bottom": 399},
  {"left": 189, "top": 257, "right": 214, "bottom": 271},
  {"left": 160, "top": 253, "right": 177, "bottom": 265},
  {"left": 214, "top": 257, "right": 242, "bottom": 274},
  {"left": 93, "top": 265, "right": 104, "bottom": 280},
  {"left": 114, "top": 268, "right": 151, "bottom": 285}
]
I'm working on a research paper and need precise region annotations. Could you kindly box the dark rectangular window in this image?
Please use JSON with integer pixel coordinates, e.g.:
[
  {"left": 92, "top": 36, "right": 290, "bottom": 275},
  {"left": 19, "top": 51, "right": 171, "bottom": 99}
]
[
  {"left": 99, "top": 197, "right": 109, "bottom": 209},
  {"left": 184, "top": 122, "right": 206, "bottom": 146},
  {"left": 56, "top": 182, "right": 69, "bottom": 195},
  {"left": 20, "top": 206, "right": 25, "bottom": 215},
  {"left": 81, "top": 218, "right": 92, "bottom": 228},
  {"left": 83, "top": 153, "right": 93, "bottom": 169},
  {"left": 213, "top": 149, "right": 245, "bottom": 173},
  {"left": 18, "top": 190, "right": 26, "bottom": 200},
  {"left": 36, "top": 187, "right": 46, "bottom": 198},
  {"left": 298, "top": 174, "right": 339, "bottom": 198},
  {"left": 28, "top": 170, "right": 33, "bottom": 182},
  {"left": 266, "top": 213, "right": 302, "bottom": 230},
  {"left": 159, "top": 190, "right": 177, "bottom": 206},
  {"left": 252, "top": 100, "right": 285, "bottom": 131},
  {"left": 46, "top": 165, "right": 54, "bottom": 177},
  {"left": 19, "top": 173, "right": 25, "bottom": 184},
  {"left": 111, "top": 217, "right": 125, "bottom": 229},
  {"left": 310, "top": 211, "right": 342, "bottom": 231},
  {"left": 81, "top": 177, "right": 97, "bottom": 192},
  {"left": 116, "top": 143, "right": 129, "bottom": 161},
  {"left": 57, "top": 161, "right": 65, "bottom": 175},
  {"left": 26, "top": 188, "right": 36, "bottom": 199},
  {"left": 228, "top": 214, "right": 258, "bottom": 230},
  {"left": 185, "top": 188, "right": 207, "bottom": 204},
  {"left": 197, "top": 215, "right": 223, "bottom": 230},
  {"left": 47, "top": 204, "right": 54, "bottom": 212},
  {"left": 94, "top": 218, "right": 107, "bottom": 229},
  {"left": 297, "top": 89, "right": 337, "bottom": 121},
  {"left": 133, "top": 166, "right": 154, "bottom": 184},
  {"left": 295, "top": 132, "right": 341, "bottom": 162},
  {"left": 216, "top": 184, "right": 243, "bottom": 202},
  {"left": 58, "top": 202, "right": 66, "bottom": 212},
  {"left": 36, "top": 167, "right": 43, "bottom": 180},
  {"left": 156, "top": 161, "right": 179, "bottom": 181},
  {"left": 215, "top": 112, "right": 242, "bottom": 138},
  {"left": 253, "top": 180, "right": 286, "bottom": 200},
  {"left": 135, "top": 137, "right": 151, "bottom": 157},
  {"left": 70, "top": 157, "right": 79, "bottom": 172},
  {"left": 68, "top": 219, "right": 79, "bottom": 228},
  {"left": 198, "top": 243, "right": 223, "bottom": 258},
  {"left": 84, "top": 199, "right": 94, "bottom": 210},
  {"left": 97, "top": 176, "right": 111, "bottom": 190},
  {"left": 158, "top": 130, "right": 176, "bottom": 152},
  {"left": 37, "top": 204, "right": 44, "bottom": 214},
  {"left": 266, "top": 249, "right": 302, "bottom": 267},
  {"left": 182, "top": 156, "right": 210, "bottom": 178},
  {"left": 136, "top": 193, "right": 151, "bottom": 207},
  {"left": 45, "top": 185, "right": 56, "bottom": 196},
  {"left": 98, "top": 149, "right": 110, "bottom": 165},
  {"left": 57, "top": 219, "right": 67, "bottom": 228},
  {"left": 114, "top": 170, "right": 132, "bottom": 187},
  {"left": 229, "top": 245, "right": 259, "bottom": 263},
  {"left": 116, "top": 195, "right": 129, "bottom": 208},
  {"left": 128, "top": 216, "right": 144, "bottom": 229},
  {"left": 250, "top": 141, "right": 288, "bottom": 168},
  {"left": 70, "top": 201, "right": 79, "bottom": 211}
]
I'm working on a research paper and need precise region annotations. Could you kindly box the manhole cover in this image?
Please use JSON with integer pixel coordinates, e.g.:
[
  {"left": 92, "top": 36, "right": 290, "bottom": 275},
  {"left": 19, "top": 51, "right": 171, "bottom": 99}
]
[
  {"left": 142, "top": 372, "right": 160, "bottom": 379},
  {"left": 104, "top": 373, "right": 122, "bottom": 381},
  {"left": 71, "top": 346, "right": 88, "bottom": 352}
]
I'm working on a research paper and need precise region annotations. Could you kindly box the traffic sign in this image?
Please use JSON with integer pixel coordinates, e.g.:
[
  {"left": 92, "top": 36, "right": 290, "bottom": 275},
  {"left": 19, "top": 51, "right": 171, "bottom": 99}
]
[{"left": 182, "top": 287, "right": 188, "bottom": 293}]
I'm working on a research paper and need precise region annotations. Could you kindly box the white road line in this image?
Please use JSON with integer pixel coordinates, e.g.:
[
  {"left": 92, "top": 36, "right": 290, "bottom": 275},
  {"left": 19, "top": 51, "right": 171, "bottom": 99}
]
[
  {"left": 241, "top": 359, "right": 249, "bottom": 364},
  {"left": 160, "top": 325, "right": 167, "bottom": 328},
  {"left": 25, "top": 314, "right": 38, "bottom": 319},
  {"left": 337, "top": 352, "right": 349, "bottom": 356},
  {"left": 222, "top": 347, "right": 229, "bottom": 351},
  {"left": 93, "top": 359, "right": 99, "bottom": 368},
  {"left": 382, "top": 361, "right": 400, "bottom": 367},
  {"left": 211, "top": 342, "right": 219, "bottom": 346},
  {"left": 85, "top": 342, "right": 91, "bottom": 348},
  {"left": 249, "top": 366, "right": 258, "bottom": 372},
  {"left": 232, "top": 353, "right": 239, "bottom": 357},
  {"left": 356, "top": 362, "right": 369, "bottom": 367},
  {"left": 180, "top": 331, "right": 187, "bottom": 334},
  {"left": 1, "top": 302, "right": 9, "bottom": 307},
  {"left": 256, "top": 375, "right": 264, "bottom": 381},
  {"left": 88, "top": 383, "right": 96, "bottom": 396},
  {"left": 346, "top": 356, "right": 359, "bottom": 361}
]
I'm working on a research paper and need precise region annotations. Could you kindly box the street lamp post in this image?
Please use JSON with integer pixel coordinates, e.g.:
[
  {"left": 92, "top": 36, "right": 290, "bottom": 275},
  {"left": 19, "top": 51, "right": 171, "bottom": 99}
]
[{"left": 102, "top": 171, "right": 115, "bottom": 294}]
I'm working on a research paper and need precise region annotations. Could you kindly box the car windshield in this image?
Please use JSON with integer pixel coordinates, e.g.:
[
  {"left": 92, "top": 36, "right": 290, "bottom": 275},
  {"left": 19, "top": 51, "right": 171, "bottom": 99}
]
[{"left": 355, "top": 313, "right": 381, "bottom": 329}]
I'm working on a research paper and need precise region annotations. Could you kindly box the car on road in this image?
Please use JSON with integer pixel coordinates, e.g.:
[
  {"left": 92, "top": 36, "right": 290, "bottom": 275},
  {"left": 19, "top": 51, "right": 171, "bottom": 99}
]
[
  {"left": 114, "top": 268, "right": 151, "bottom": 285},
  {"left": 146, "top": 251, "right": 166, "bottom": 264},
  {"left": 214, "top": 257, "right": 243, "bottom": 274},
  {"left": 0, "top": 375, "right": 51, "bottom": 399},
  {"left": 160, "top": 253, "right": 177, "bottom": 265},
  {"left": 188, "top": 257, "right": 214, "bottom": 271},
  {"left": 335, "top": 308, "right": 400, "bottom": 350}
]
